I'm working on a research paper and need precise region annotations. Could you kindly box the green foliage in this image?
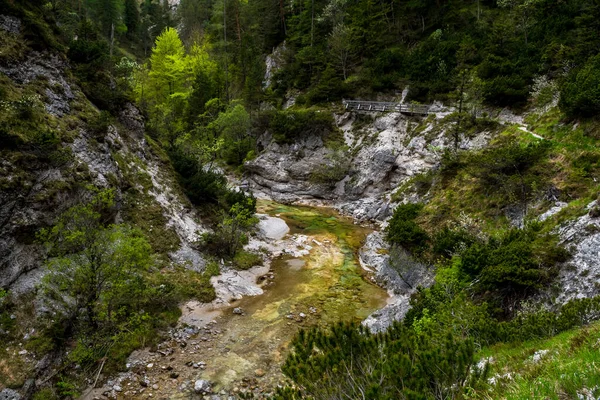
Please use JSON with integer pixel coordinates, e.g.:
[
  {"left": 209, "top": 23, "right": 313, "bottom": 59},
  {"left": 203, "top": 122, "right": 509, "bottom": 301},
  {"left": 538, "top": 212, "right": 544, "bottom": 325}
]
[
  {"left": 40, "top": 192, "right": 153, "bottom": 330},
  {"left": 207, "top": 104, "right": 254, "bottom": 166},
  {"left": 233, "top": 250, "right": 263, "bottom": 270},
  {"left": 309, "top": 150, "right": 350, "bottom": 186},
  {"left": 278, "top": 321, "right": 482, "bottom": 399},
  {"left": 87, "top": 110, "right": 113, "bottom": 138},
  {"left": 467, "top": 139, "right": 552, "bottom": 209},
  {"left": 385, "top": 203, "right": 430, "bottom": 255},
  {"left": 560, "top": 54, "right": 600, "bottom": 118},
  {"left": 170, "top": 147, "right": 227, "bottom": 205},
  {"left": 460, "top": 228, "right": 556, "bottom": 303},
  {"left": 268, "top": 109, "right": 335, "bottom": 144},
  {"left": 202, "top": 198, "right": 259, "bottom": 258},
  {"left": 432, "top": 226, "right": 475, "bottom": 259}
]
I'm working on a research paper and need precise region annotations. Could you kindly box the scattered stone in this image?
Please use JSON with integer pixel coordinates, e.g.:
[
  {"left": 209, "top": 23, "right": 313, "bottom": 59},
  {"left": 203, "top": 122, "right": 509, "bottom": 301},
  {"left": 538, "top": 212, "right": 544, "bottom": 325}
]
[
  {"left": 169, "top": 372, "right": 179, "bottom": 379},
  {"left": 139, "top": 379, "right": 149, "bottom": 388},
  {"left": 531, "top": 349, "right": 550, "bottom": 363},
  {"left": 0, "top": 15, "right": 21, "bottom": 34},
  {"left": 194, "top": 380, "right": 212, "bottom": 394},
  {"left": 254, "top": 369, "right": 266, "bottom": 377},
  {"left": 0, "top": 388, "right": 21, "bottom": 400},
  {"left": 309, "top": 307, "right": 317, "bottom": 313},
  {"left": 151, "top": 384, "right": 159, "bottom": 390},
  {"left": 233, "top": 307, "right": 244, "bottom": 315},
  {"left": 147, "top": 363, "right": 154, "bottom": 369},
  {"left": 17, "top": 349, "right": 27, "bottom": 355},
  {"left": 113, "top": 385, "right": 122, "bottom": 392},
  {"left": 298, "top": 313, "right": 306, "bottom": 319}
]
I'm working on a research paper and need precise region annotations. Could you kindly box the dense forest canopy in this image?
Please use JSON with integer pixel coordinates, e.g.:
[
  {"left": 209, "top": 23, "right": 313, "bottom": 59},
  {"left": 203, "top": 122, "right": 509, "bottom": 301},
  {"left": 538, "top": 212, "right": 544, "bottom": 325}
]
[{"left": 4, "top": 0, "right": 600, "bottom": 116}]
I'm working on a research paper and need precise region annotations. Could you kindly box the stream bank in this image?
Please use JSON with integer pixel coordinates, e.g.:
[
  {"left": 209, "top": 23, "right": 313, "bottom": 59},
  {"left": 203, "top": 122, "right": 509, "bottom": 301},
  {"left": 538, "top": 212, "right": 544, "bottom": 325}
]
[{"left": 88, "top": 200, "right": 389, "bottom": 399}]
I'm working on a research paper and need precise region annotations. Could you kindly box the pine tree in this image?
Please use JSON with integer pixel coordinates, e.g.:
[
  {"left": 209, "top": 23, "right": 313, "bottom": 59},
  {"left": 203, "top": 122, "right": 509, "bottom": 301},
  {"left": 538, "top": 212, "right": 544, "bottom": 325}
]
[{"left": 124, "top": 0, "right": 140, "bottom": 39}]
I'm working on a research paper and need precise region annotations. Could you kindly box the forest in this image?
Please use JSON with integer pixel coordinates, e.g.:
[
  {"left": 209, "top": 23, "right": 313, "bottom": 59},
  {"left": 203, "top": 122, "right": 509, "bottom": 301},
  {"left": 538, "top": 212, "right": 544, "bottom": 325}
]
[{"left": 1, "top": 0, "right": 600, "bottom": 398}]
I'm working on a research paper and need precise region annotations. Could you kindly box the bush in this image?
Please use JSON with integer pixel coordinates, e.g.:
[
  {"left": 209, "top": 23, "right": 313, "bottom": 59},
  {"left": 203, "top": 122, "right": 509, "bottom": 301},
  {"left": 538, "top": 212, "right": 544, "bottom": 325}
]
[
  {"left": 467, "top": 139, "right": 551, "bottom": 208},
  {"left": 560, "top": 54, "right": 600, "bottom": 118},
  {"left": 432, "top": 226, "right": 475, "bottom": 259},
  {"left": 458, "top": 225, "right": 567, "bottom": 306},
  {"left": 385, "top": 203, "right": 430, "bottom": 255},
  {"left": 222, "top": 188, "right": 256, "bottom": 214},
  {"left": 87, "top": 110, "right": 112, "bottom": 138},
  {"left": 277, "top": 321, "right": 482, "bottom": 400},
  {"left": 309, "top": 151, "right": 350, "bottom": 186},
  {"left": 269, "top": 109, "right": 335, "bottom": 144},
  {"left": 233, "top": 250, "right": 263, "bottom": 270}
]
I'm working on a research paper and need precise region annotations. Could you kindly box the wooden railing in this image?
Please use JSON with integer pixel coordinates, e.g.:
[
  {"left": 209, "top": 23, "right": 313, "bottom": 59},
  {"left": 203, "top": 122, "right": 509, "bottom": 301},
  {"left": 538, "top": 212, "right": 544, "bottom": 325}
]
[{"left": 343, "top": 99, "right": 432, "bottom": 115}]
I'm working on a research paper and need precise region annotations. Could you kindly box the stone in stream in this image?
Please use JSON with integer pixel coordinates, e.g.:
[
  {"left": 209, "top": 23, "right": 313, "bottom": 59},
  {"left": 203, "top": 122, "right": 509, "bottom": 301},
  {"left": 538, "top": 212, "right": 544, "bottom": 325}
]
[
  {"left": 257, "top": 215, "right": 289, "bottom": 240},
  {"left": 194, "top": 380, "right": 212, "bottom": 394}
]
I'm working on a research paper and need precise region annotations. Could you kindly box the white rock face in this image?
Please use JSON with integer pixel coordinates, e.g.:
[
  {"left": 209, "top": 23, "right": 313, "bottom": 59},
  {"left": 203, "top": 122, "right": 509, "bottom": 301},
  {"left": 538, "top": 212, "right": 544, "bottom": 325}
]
[
  {"left": 555, "top": 201, "right": 600, "bottom": 304},
  {"left": 359, "top": 231, "right": 434, "bottom": 332},
  {"left": 246, "top": 110, "right": 492, "bottom": 221},
  {"left": 263, "top": 43, "right": 286, "bottom": 89}
]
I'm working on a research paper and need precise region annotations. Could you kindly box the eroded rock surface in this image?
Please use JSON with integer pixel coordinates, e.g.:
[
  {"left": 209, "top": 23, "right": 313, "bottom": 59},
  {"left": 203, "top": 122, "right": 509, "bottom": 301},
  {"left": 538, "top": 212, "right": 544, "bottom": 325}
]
[
  {"left": 245, "top": 110, "right": 492, "bottom": 221},
  {"left": 555, "top": 201, "right": 600, "bottom": 303}
]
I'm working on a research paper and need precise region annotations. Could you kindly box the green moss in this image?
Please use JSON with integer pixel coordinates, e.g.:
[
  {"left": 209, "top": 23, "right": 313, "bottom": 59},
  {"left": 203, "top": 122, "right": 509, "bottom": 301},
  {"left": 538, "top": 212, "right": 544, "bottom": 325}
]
[
  {"left": 233, "top": 250, "right": 263, "bottom": 270},
  {"left": 121, "top": 191, "right": 180, "bottom": 256}
]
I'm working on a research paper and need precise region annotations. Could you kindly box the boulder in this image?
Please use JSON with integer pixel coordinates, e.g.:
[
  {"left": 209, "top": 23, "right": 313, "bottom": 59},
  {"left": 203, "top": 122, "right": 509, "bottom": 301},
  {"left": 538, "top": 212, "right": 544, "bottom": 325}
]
[{"left": 194, "top": 380, "right": 212, "bottom": 394}]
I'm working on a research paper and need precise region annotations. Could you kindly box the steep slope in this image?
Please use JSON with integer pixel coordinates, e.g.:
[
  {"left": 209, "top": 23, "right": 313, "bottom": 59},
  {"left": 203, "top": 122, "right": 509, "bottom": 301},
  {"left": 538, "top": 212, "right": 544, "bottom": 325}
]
[
  {"left": 0, "top": 17, "right": 208, "bottom": 294},
  {"left": 0, "top": 12, "right": 214, "bottom": 396}
]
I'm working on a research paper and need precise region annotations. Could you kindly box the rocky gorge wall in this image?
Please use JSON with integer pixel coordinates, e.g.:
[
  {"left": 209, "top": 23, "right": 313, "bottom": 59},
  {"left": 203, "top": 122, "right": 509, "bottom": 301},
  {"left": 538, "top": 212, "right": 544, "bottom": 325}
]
[
  {"left": 0, "top": 20, "right": 208, "bottom": 294},
  {"left": 244, "top": 102, "right": 600, "bottom": 329},
  {"left": 245, "top": 107, "right": 492, "bottom": 221}
]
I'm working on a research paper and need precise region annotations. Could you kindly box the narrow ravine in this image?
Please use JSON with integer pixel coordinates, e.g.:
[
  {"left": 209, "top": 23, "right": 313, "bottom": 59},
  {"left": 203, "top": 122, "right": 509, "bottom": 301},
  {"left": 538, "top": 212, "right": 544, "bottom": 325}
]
[{"left": 90, "top": 201, "right": 389, "bottom": 399}]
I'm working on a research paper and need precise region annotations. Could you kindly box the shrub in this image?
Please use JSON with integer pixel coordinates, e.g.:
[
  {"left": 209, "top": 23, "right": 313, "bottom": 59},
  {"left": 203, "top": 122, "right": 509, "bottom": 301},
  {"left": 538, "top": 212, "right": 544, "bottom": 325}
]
[
  {"left": 87, "top": 110, "right": 112, "bottom": 137},
  {"left": 432, "top": 226, "right": 475, "bottom": 259},
  {"left": 467, "top": 139, "right": 551, "bottom": 209},
  {"left": 560, "top": 54, "right": 600, "bottom": 118},
  {"left": 222, "top": 189, "right": 256, "bottom": 214},
  {"left": 458, "top": 225, "right": 567, "bottom": 307},
  {"left": 385, "top": 203, "right": 430, "bottom": 255},
  {"left": 309, "top": 151, "right": 350, "bottom": 186},
  {"left": 233, "top": 250, "right": 263, "bottom": 270},
  {"left": 269, "top": 109, "right": 335, "bottom": 144},
  {"left": 277, "top": 321, "right": 482, "bottom": 400}
]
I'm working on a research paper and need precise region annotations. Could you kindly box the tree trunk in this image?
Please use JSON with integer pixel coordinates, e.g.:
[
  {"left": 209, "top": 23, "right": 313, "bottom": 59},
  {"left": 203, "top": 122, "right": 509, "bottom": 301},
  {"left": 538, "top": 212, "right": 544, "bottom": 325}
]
[
  {"left": 279, "top": 0, "right": 286, "bottom": 35},
  {"left": 109, "top": 22, "right": 115, "bottom": 57}
]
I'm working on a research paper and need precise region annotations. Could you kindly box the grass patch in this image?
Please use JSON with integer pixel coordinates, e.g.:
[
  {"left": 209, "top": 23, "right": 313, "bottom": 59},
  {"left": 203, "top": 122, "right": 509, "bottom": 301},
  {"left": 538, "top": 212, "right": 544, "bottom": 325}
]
[
  {"left": 233, "top": 250, "right": 263, "bottom": 270},
  {"left": 472, "top": 321, "right": 600, "bottom": 399}
]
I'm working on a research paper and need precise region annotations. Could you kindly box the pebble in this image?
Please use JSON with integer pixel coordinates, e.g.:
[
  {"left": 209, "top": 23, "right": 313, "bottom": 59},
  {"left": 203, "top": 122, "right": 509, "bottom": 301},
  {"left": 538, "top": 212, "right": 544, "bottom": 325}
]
[
  {"left": 254, "top": 369, "right": 265, "bottom": 377},
  {"left": 147, "top": 363, "right": 154, "bottom": 369},
  {"left": 152, "top": 384, "right": 159, "bottom": 390},
  {"left": 233, "top": 307, "right": 244, "bottom": 315},
  {"left": 299, "top": 313, "right": 306, "bottom": 319}
]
